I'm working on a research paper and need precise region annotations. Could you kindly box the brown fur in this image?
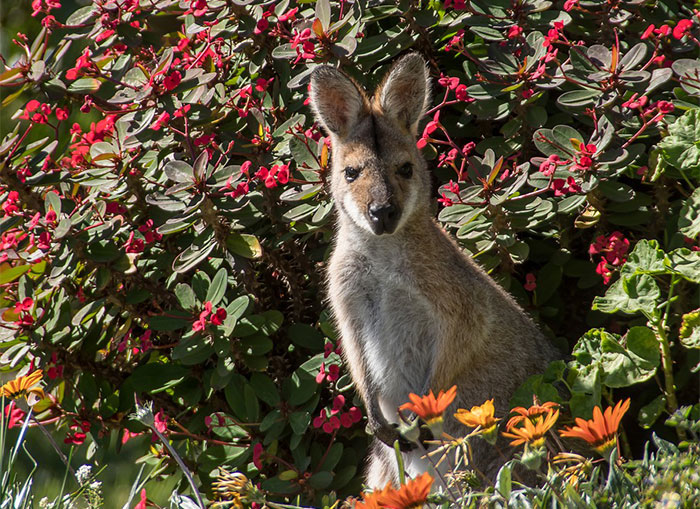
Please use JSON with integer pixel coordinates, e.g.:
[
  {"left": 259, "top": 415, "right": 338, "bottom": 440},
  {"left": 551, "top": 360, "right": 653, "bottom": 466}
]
[{"left": 309, "top": 54, "right": 558, "bottom": 488}]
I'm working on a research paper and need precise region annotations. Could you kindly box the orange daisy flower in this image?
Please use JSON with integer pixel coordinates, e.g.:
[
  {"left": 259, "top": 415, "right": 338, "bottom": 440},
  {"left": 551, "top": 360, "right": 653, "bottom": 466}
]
[
  {"left": 506, "top": 399, "right": 560, "bottom": 429},
  {"left": 0, "top": 369, "right": 44, "bottom": 407},
  {"left": 454, "top": 399, "right": 500, "bottom": 430},
  {"left": 559, "top": 398, "right": 630, "bottom": 457},
  {"left": 399, "top": 386, "right": 457, "bottom": 424},
  {"left": 502, "top": 407, "right": 559, "bottom": 447},
  {"left": 378, "top": 472, "right": 433, "bottom": 509}
]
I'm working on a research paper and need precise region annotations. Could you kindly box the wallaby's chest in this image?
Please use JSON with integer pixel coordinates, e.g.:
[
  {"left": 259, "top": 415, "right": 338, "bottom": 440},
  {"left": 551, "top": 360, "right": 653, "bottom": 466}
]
[{"left": 334, "top": 253, "right": 439, "bottom": 420}]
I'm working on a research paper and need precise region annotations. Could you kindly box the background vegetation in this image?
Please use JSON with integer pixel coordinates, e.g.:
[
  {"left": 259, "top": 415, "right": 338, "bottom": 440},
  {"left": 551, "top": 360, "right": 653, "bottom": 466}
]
[{"left": 1, "top": 0, "right": 699, "bottom": 507}]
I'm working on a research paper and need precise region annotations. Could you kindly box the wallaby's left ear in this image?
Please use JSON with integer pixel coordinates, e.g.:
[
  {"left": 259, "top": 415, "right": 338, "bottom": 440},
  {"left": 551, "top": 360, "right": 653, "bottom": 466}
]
[{"left": 375, "top": 53, "right": 431, "bottom": 136}]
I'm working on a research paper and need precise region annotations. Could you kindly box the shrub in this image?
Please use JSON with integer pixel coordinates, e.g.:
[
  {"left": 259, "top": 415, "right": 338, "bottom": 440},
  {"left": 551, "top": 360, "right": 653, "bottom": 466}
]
[{"left": 1, "top": 0, "right": 700, "bottom": 507}]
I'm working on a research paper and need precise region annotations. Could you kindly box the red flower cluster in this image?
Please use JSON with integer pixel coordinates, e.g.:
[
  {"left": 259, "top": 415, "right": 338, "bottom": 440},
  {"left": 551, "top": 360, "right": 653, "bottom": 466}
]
[
  {"left": 20, "top": 100, "right": 68, "bottom": 124},
  {"left": 192, "top": 301, "right": 227, "bottom": 332},
  {"left": 552, "top": 176, "right": 581, "bottom": 196},
  {"left": 642, "top": 20, "right": 694, "bottom": 40},
  {"left": 255, "top": 164, "right": 290, "bottom": 189},
  {"left": 539, "top": 154, "right": 565, "bottom": 177},
  {"left": 315, "top": 362, "right": 340, "bottom": 384},
  {"left": 63, "top": 116, "right": 117, "bottom": 170},
  {"left": 2, "top": 191, "right": 20, "bottom": 216},
  {"left": 312, "top": 395, "right": 362, "bottom": 433},
  {"left": 590, "top": 231, "right": 630, "bottom": 284},
  {"left": 65, "top": 48, "right": 93, "bottom": 81},
  {"left": 571, "top": 143, "right": 597, "bottom": 172}
]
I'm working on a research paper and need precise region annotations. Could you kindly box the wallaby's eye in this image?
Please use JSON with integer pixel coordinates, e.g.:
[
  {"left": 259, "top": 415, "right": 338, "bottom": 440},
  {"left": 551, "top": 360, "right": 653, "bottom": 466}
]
[
  {"left": 398, "top": 162, "right": 413, "bottom": 179},
  {"left": 344, "top": 167, "right": 360, "bottom": 182}
]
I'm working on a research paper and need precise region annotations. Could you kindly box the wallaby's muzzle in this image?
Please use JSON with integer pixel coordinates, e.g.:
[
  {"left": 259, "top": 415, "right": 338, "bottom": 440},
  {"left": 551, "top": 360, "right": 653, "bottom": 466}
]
[{"left": 367, "top": 201, "right": 399, "bottom": 235}]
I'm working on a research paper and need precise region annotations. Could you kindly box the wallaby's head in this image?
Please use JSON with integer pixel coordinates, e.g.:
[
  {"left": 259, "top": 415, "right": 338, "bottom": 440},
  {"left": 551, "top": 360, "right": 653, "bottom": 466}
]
[{"left": 309, "top": 53, "right": 431, "bottom": 236}]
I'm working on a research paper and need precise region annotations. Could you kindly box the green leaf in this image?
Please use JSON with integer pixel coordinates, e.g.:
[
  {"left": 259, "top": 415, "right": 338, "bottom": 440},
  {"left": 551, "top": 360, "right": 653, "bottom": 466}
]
[
  {"left": 250, "top": 372, "right": 280, "bottom": 406},
  {"left": 592, "top": 274, "right": 660, "bottom": 316},
  {"left": 680, "top": 309, "right": 700, "bottom": 349},
  {"left": 225, "top": 233, "right": 262, "bottom": 259},
  {"left": 679, "top": 188, "right": 700, "bottom": 239},
  {"left": 126, "top": 363, "right": 188, "bottom": 394},
  {"left": 175, "top": 283, "right": 197, "bottom": 311},
  {"left": 638, "top": 395, "right": 666, "bottom": 429},
  {"left": 315, "top": 0, "right": 331, "bottom": 30},
  {"left": 659, "top": 108, "right": 700, "bottom": 176},
  {"left": 172, "top": 337, "right": 214, "bottom": 365},
  {"left": 287, "top": 323, "right": 324, "bottom": 350},
  {"left": 571, "top": 329, "right": 657, "bottom": 388},
  {"left": 668, "top": 248, "right": 700, "bottom": 283},
  {"left": 149, "top": 312, "right": 191, "bottom": 331},
  {"left": 621, "top": 239, "right": 668, "bottom": 277},
  {"left": 205, "top": 267, "right": 228, "bottom": 306},
  {"left": 289, "top": 411, "right": 310, "bottom": 435},
  {"left": 0, "top": 264, "right": 31, "bottom": 285},
  {"left": 164, "top": 160, "right": 194, "bottom": 183},
  {"left": 496, "top": 463, "right": 512, "bottom": 500}
]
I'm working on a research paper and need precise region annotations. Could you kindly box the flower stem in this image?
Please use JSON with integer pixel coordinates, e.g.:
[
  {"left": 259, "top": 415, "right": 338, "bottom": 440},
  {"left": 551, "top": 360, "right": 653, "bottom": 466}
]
[{"left": 655, "top": 275, "right": 686, "bottom": 441}]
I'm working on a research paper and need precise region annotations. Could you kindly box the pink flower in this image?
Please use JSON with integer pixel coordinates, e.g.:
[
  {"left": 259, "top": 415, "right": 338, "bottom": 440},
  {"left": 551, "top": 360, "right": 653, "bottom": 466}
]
[
  {"left": 278, "top": 7, "right": 298, "bottom": 22},
  {"left": 641, "top": 24, "right": 655, "bottom": 40},
  {"left": 332, "top": 395, "right": 345, "bottom": 412},
  {"left": 655, "top": 25, "right": 671, "bottom": 37},
  {"left": 154, "top": 410, "right": 168, "bottom": 434},
  {"left": 135, "top": 489, "right": 147, "bottom": 509},
  {"left": 596, "top": 260, "right": 613, "bottom": 285},
  {"left": 253, "top": 443, "right": 264, "bottom": 469},
  {"left": 622, "top": 93, "right": 648, "bottom": 109},
  {"left": 438, "top": 75, "right": 460, "bottom": 90},
  {"left": 255, "top": 18, "right": 269, "bottom": 35},
  {"left": 524, "top": 273, "right": 537, "bottom": 291},
  {"left": 438, "top": 193, "right": 454, "bottom": 207},
  {"left": 539, "top": 154, "right": 561, "bottom": 176},
  {"left": 348, "top": 406, "right": 362, "bottom": 423},
  {"left": 150, "top": 112, "right": 170, "bottom": 131},
  {"left": 507, "top": 25, "right": 523, "bottom": 39},
  {"left": 563, "top": 0, "right": 578, "bottom": 11}
]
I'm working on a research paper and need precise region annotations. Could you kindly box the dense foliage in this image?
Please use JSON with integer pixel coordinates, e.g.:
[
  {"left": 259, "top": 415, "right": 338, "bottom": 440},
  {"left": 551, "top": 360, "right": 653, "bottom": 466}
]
[{"left": 1, "top": 0, "right": 700, "bottom": 507}]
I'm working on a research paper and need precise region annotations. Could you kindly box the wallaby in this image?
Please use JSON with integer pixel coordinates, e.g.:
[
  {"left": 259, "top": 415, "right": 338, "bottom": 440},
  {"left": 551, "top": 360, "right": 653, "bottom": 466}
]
[{"left": 308, "top": 53, "right": 558, "bottom": 488}]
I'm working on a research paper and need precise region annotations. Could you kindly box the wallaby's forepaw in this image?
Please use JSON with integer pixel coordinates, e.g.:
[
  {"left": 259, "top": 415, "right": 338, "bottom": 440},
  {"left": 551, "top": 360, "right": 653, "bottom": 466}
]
[{"left": 367, "top": 422, "right": 417, "bottom": 451}]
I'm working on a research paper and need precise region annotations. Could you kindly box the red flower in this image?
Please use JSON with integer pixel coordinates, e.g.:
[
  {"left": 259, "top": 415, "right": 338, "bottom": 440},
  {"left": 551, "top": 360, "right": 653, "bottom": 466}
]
[
  {"left": 210, "top": 307, "right": 227, "bottom": 325},
  {"left": 64, "top": 431, "right": 86, "bottom": 445},
  {"left": 524, "top": 273, "right": 536, "bottom": 291},
  {"left": 673, "top": 19, "right": 693, "bottom": 40},
  {"left": 4, "top": 402, "right": 26, "bottom": 429},
  {"left": 65, "top": 48, "right": 92, "bottom": 81},
  {"left": 455, "top": 84, "right": 471, "bottom": 102},
  {"left": 563, "top": 0, "right": 578, "bottom": 10},
  {"left": 163, "top": 71, "right": 182, "bottom": 91}
]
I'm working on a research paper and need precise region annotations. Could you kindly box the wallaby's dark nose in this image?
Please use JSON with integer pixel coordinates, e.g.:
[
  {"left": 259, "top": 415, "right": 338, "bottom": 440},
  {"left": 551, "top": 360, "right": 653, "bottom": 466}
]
[{"left": 368, "top": 202, "right": 399, "bottom": 235}]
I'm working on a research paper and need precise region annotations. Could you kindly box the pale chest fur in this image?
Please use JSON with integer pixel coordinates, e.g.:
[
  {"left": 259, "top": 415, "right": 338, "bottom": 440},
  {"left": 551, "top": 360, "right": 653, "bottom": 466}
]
[{"left": 329, "top": 240, "right": 439, "bottom": 423}]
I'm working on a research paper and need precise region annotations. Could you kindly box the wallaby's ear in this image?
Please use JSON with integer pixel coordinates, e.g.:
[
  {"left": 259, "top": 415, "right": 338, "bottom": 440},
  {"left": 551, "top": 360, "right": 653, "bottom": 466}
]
[
  {"left": 309, "top": 66, "right": 367, "bottom": 139},
  {"left": 375, "top": 53, "right": 430, "bottom": 136}
]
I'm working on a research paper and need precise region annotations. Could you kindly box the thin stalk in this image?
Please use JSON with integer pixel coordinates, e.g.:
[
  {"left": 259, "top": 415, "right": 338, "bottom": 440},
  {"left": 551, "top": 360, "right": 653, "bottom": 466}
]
[{"left": 655, "top": 275, "right": 686, "bottom": 441}]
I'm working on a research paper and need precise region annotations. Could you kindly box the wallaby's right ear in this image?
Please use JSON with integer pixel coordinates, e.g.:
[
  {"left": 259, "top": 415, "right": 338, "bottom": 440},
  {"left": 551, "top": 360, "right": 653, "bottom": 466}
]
[{"left": 309, "top": 66, "right": 367, "bottom": 139}]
